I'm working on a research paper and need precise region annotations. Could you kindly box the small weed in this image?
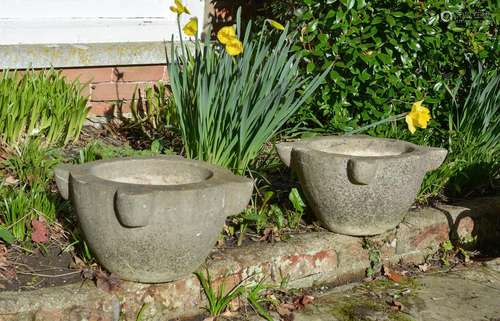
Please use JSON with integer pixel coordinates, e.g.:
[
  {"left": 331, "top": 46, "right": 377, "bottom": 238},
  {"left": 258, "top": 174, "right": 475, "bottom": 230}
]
[
  {"left": 436, "top": 238, "right": 476, "bottom": 267},
  {"left": 287, "top": 188, "right": 305, "bottom": 229},
  {"left": 241, "top": 191, "right": 276, "bottom": 234},
  {"left": 194, "top": 268, "right": 246, "bottom": 317},
  {"left": 134, "top": 303, "right": 149, "bottom": 321},
  {"left": 363, "top": 239, "right": 382, "bottom": 278},
  {"left": 246, "top": 279, "right": 275, "bottom": 321},
  {"left": 77, "top": 140, "right": 169, "bottom": 164}
]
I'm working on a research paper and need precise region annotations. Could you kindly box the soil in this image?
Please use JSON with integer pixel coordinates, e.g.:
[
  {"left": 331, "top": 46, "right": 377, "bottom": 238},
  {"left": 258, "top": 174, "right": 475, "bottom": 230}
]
[{"left": 1, "top": 245, "right": 81, "bottom": 291}]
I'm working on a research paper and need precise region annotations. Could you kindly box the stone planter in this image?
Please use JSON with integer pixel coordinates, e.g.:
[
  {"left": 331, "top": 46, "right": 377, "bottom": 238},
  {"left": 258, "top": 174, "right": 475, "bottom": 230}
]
[
  {"left": 54, "top": 156, "right": 253, "bottom": 283},
  {"left": 276, "top": 135, "right": 447, "bottom": 236}
]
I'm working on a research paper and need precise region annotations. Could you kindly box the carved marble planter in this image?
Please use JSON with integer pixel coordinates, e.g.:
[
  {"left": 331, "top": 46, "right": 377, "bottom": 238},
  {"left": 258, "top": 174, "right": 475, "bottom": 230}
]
[
  {"left": 277, "top": 136, "right": 447, "bottom": 236},
  {"left": 55, "top": 156, "right": 252, "bottom": 283}
]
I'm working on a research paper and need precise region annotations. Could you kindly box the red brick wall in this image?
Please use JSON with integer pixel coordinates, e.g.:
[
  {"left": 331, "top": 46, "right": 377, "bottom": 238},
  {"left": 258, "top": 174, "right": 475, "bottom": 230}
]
[{"left": 59, "top": 65, "right": 168, "bottom": 117}]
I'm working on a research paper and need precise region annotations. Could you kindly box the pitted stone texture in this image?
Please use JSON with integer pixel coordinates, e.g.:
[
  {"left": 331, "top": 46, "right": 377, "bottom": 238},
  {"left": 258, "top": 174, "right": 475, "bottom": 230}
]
[
  {"left": 277, "top": 136, "right": 447, "bottom": 236},
  {"left": 54, "top": 156, "right": 253, "bottom": 283},
  {"left": 0, "top": 197, "right": 498, "bottom": 321}
]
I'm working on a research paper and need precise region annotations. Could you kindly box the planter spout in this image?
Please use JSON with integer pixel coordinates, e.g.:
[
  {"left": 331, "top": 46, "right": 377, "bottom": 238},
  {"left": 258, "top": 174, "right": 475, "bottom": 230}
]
[
  {"left": 54, "top": 164, "right": 74, "bottom": 200},
  {"left": 276, "top": 142, "right": 295, "bottom": 167},
  {"left": 425, "top": 147, "right": 448, "bottom": 171},
  {"left": 223, "top": 179, "right": 254, "bottom": 217}
]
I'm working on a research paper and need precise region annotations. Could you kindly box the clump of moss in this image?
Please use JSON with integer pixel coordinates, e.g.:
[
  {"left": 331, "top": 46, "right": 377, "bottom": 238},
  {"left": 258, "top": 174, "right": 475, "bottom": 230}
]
[{"left": 327, "top": 278, "right": 420, "bottom": 321}]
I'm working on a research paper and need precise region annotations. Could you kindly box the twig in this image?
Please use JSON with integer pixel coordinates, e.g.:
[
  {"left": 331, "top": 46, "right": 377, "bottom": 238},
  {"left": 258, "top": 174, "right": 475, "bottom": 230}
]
[{"left": 16, "top": 270, "right": 80, "bottom": 278}]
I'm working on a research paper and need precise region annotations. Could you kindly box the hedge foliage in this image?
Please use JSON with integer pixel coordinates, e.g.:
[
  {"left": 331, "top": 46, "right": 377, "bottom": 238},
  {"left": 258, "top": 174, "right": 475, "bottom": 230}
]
[{"left": 263, "top": 0, "right": 498, "bottom": 140}]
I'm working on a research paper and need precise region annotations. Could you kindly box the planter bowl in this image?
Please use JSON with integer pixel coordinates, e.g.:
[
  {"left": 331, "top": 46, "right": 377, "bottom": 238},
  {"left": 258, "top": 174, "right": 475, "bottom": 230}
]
[
  {"left": 55, "top": 156, "right": 253, "bottom": 283},
  {"left": 277, "top": 136, "right": 447, "bottom": 236}
]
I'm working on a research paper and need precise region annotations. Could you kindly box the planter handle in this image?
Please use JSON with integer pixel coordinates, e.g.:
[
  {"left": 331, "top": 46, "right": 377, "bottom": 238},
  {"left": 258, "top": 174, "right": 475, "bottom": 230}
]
[
  {"left": 347, "top": 159, "right": 379, "bottom": 185},
  {"left": 114, "top": 190, "right": 154, "bottom": 228},
  {"left": 54, "top": 164, "right": 75, "bottom": 200}
]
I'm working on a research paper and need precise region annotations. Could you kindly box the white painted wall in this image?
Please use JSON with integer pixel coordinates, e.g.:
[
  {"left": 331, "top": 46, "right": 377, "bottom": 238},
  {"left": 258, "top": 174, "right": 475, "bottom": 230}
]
[{"left": 0, "top": 0, "right": 205, "bottom": 45}]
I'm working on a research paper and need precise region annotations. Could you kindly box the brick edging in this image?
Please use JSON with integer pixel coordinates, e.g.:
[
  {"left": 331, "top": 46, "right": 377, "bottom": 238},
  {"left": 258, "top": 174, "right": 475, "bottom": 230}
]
[{"left": 1, "top": 197, "right": 498, "bottom": 320}]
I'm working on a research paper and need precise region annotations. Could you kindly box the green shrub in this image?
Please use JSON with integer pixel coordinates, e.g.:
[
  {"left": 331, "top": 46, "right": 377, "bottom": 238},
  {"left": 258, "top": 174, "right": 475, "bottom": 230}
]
[
  {"left": 168, "top": 10, "right": 329, "bottom": 174},
  {"left": 0, "top": 69, "right": 89, "bottom": 145},
  {"left": 418, "top": 65, "right": 499, "bottom": 201},
  {"left": 262, "top": 0, "right": 498, "bottom": 140}
]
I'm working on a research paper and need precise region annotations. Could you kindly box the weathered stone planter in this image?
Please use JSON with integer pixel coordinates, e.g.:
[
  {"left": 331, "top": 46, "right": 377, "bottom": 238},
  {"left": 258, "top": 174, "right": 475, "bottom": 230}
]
[
  {"left": 54, "top": 156, "right": 253, "bottom": 283},
  {"left": 277, "top": 135, "right": 447, "bottom": 236}
]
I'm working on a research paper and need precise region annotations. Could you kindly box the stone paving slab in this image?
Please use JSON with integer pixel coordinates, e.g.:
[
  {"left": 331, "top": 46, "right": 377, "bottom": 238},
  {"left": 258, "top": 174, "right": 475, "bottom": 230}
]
[
  {"left": 291, "top": 263, "right": 500, "bottom": 321},
  {"left": 0, "top": 196, "right": 498, "bottom": 320}
]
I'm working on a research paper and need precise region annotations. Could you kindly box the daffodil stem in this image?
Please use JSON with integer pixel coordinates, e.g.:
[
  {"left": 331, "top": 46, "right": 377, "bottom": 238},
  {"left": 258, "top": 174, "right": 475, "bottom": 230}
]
[
  {"left": 346, "top": 112, "right": 408, "bottom": 135},
  {"left": 177, "top": 15, "right": 187, "bottom": 58}
]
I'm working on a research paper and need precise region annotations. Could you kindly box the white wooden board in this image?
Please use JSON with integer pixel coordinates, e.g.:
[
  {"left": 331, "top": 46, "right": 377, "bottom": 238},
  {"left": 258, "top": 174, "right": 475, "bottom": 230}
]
[{"left": 0, "top": 0, "right": 205, "bottom": 44}]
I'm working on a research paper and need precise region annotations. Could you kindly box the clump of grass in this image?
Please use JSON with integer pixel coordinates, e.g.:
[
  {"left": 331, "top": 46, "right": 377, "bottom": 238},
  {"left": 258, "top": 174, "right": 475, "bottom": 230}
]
[
  {"left": 194, "top": 268, "right": 247, "bottom": 317},
  {"left": 0, "top": 139, "right": 61, "bottom": 243},
  {"left": 4, "top": 139, "right": 61, "bottom": 190},
  {"left": 0, "top": 69, "right": 88, "bottom": 146}
]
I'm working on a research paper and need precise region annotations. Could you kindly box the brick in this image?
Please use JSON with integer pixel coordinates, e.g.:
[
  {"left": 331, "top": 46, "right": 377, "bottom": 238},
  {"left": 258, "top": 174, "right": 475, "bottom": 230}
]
[
  {"left": 112, "top": 65, "right": 166, "bottom": 82},
  {"left": 334, "top": 235, "right": 369, "bottom": 273},
  {"left": 90, "top": 82, "right": 151, "bottom": 101},
  {"left": 34, "top": 309, "right": 64, "bottom": 321},
  {"left": 61, "top": 67, "right": 112, "bottom": 84},
  {"left": 89, "top": 101, "right": 132, "bottom": 117}
]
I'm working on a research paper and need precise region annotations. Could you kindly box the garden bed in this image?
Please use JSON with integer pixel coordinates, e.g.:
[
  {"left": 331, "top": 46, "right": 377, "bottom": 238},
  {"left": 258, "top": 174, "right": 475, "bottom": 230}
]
[{"left": 0, "top": 196, "right": 498, "bottom": 320}]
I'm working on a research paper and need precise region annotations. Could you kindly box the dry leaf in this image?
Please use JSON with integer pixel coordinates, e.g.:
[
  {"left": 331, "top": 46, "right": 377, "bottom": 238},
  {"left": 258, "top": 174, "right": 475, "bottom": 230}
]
[
  {"left": 0, "top": 245, "right": 16, "bottom": 280},
  {"left": 31, "top": 218, "right": 48, "bottom": 244},
  {"left": 95, "top": 270, "right": 121, "bottom": 293},
  {"left": 0, "top": 244, "right": 8, "bottom": 268},
  {"left": 418, "top": 263, "right": 431, "bottom": 272},
  {"left": 221, "top": 310, "right": 239, "bottom": 317},
  {"left": 383, "top": 265, "right": 402, "bottom": 283},
  {"left": 276, "top": 303, "right": 294, "bottom": 316},
  {"left": 69, "top": 255, "right": 86, "bottom": 270},
  {"left": 292, "top": 294, "right": 315, "bottom": 310},
  {"left": 4, "top": 175, "right": 18, "bottom": 186},
  {"left": 389, "top": 299, "right": 403, "bottom": 311}
]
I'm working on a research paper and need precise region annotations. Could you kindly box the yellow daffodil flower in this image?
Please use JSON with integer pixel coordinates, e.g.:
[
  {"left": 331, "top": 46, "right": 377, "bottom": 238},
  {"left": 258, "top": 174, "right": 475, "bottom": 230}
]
[
  {"left": 405, "top": 100, "right": 431, "bottom": 134},
  {"left": 225, "top": 38, "right": 244, "bottom": 56},
  {"left": 170, "top": 0, "right": 190, "bottom": 15},
  {"left": 266, "top": 19, "right": 285, "bottom": 31},
  {"left": 183, "top": 17, "right": 198, "bottom": 37},
  {"left": 217, "top": 26, "right": 237, "bottom": 45}
]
